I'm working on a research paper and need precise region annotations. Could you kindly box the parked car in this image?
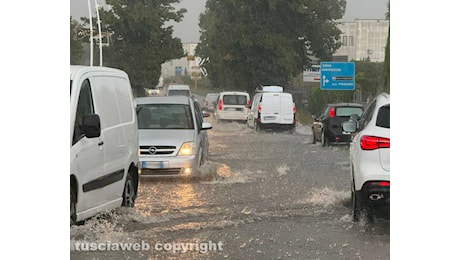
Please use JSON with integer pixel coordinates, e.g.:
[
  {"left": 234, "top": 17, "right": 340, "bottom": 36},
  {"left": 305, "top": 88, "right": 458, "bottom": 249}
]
[
  {"left": 70, "top": 65, "right": 139, "bottom": 225},
  {"left": 311, "top": 103, "right": 364, "bottom": 146},
  {"left": 215, "top": 91, "right": 251, "bottom": 123},
  {"left": 135, "top": 96, "right": 212, "bottom": 179},
  {"left": 342, "top": 93, "right": 390, "bottom": 222},
  {"left": 247, "top": 86, "right": 296, "bottom": 132},
  {"left": 166, "top": 84, "right": 192, "bottom": 97},
  {"left": 204, "top": 92, "right": 220, "bottom": 112}
]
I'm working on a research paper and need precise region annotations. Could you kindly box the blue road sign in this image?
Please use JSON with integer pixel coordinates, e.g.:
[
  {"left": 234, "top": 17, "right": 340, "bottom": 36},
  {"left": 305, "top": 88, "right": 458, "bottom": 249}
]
[{"left": 320, "top": 62, "right": 355, "bottom": 90}]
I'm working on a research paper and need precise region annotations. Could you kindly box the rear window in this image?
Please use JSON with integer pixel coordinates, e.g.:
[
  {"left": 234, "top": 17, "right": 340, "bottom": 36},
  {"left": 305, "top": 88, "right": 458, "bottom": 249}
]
[
  {"left": 335, "top": 107, "right": 363, "bottom": 117},
  {"left": 137, "top": 104, "right": 194, "bottom": 129},
  {"left": 376, "top": 104, "right": 390, "bottom": 128},
  {"left": 223, "top": 95, "right": 248, "bottom": 105},
  {"left": 168, "top": 90, "right": 190, "bottom": 96}
]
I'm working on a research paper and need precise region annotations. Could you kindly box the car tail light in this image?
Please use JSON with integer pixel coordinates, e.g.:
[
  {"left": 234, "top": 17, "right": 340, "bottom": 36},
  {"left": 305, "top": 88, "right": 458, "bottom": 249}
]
[
  {"left": 258, "top": 105, "right": 262, "bottom": 113},
  {"left": 218, "top": 99, "right": 223, "bottom": 110},
  {"left": 329, "top": 107, "right": 335, "bottom": 117},
  {"left": 247, "top": 100, "right": 251, "bottom": 107},
  {"left": 360, "top": 135, "right": 390, "bottom": 150},
  {"left": 368, "top": 181, "right": 390, "bottom": 187},
  {"left": 293, "top": 103, "right": 296, "bottom": 113}
]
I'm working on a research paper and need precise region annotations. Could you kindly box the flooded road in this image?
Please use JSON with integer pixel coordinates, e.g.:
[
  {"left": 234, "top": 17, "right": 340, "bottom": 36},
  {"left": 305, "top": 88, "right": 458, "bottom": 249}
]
[{"left": 70, "top": 117, "right": 389, "bottom": 259}]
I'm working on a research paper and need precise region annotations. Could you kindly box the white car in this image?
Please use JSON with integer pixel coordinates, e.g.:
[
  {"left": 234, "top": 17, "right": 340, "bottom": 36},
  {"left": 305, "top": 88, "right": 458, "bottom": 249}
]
[
  {"left": 214, "top": 91, "right": 251, "bottom": 123},
  {"left": 135, "top": 96, "right": 212, "bottom": 179},
  {"left": 342, "top": 93, "right": 390, "bottom": 222},
  {"left": 204, "top": 92, "right": 219, "bottom": 112},
  {"left": 166, "top": 84, "right": 191, "bottom": 97}
]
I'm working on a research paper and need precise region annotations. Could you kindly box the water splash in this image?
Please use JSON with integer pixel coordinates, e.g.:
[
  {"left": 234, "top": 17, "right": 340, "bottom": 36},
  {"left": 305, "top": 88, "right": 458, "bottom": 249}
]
[{"left": 297, "top": 187, "right": 349, "bottom": 208}]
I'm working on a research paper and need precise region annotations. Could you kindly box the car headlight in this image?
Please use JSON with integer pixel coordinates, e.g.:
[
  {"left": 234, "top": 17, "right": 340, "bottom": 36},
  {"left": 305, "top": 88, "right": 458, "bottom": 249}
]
[{"left": 178, "top": 142, "right": 195, "bottom": 156}]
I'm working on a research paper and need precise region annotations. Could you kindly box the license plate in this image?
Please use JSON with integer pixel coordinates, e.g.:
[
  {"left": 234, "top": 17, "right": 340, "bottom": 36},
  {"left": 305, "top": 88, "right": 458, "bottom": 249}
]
[
  {"left": 264, "top": 116, "right": 275, "bottom": 120},
  {"left": 141, "top": 161, "right": 164, "bottom": 169}
]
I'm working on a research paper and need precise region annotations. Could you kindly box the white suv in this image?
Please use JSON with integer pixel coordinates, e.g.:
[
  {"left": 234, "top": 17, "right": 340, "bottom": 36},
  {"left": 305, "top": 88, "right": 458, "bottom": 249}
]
[{"left": 342, "top": 93, "right": 390, "bottom": 222}]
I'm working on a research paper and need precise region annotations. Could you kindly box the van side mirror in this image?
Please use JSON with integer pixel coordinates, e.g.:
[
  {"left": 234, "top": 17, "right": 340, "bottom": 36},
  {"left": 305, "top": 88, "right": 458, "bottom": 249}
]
[
  {"left": 202, "top": 122, "right": 212, "bottom": 130},
  {"left": 82, "top": 114, "right": 101, "bottom": 138}
]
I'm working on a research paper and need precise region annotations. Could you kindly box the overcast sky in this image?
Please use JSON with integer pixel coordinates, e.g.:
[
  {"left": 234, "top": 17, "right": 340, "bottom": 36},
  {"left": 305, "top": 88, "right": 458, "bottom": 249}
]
[{"left": 70, "top": 0, "right": 389, "bottom": 43}]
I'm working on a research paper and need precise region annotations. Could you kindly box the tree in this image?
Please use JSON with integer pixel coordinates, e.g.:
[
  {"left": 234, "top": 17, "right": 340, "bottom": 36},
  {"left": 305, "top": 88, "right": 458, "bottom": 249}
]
[
  {"left": 383, "top": 1, "right": 390, "bottom": 93},
  {"left": 196, "top": 0, "right": 346, "bottom": 92},
  {"left": 355, "top": 60, "right": 384, "bottom": 100},
  {"left": 70, "top": 17, "right": 84, "bottom": 65},
  {"left": 87, "top": 0, "right": 187, "bottom": 95}
]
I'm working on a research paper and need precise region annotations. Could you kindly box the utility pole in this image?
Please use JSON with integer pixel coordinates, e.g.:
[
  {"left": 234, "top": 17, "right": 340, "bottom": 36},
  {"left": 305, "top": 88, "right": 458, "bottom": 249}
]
[
  {"left": 87, "top": 0, "right": 93, "bottom": 66},
  {"left": 95, "top": 0, "right": 103, "bottom": 66}
]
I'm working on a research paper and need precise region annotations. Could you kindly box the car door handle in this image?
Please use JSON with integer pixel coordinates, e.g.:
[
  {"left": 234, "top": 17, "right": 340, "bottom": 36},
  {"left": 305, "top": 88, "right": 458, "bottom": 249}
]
[{"left": 98, "top": 141, "right": 104, "bottom": 146}]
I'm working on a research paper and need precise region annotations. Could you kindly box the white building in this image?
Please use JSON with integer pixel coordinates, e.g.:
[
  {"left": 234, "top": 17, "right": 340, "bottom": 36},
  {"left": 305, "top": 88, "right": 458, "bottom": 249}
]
[
  {"left": 161, "top": 42, "right": 201, "bottom": 77},
  {"left": 334, "top": 19, "right": 389, "bottom": 62}
]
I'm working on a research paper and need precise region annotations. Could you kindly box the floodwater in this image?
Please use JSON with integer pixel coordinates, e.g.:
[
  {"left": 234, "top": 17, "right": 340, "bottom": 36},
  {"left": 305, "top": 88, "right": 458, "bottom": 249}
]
[{"left": 71, "top": 116, "right": 389, "bottom": 259}]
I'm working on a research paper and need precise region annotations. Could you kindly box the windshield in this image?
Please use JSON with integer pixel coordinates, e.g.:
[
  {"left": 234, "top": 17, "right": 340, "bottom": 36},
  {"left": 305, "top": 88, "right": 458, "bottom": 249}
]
[{"left": 137, "top": 104, "right": 193, "bottom": 129}]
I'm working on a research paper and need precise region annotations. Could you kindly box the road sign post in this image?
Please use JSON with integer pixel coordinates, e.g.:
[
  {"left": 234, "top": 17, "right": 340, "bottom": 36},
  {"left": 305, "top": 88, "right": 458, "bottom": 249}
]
[{"left": 320, "top": 62, "right": 355, "bottom": 90}]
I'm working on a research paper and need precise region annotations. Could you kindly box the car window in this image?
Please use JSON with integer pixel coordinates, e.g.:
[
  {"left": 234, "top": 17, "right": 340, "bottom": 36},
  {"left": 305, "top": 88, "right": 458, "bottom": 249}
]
[
  {"left": 73, "top": 79, "right": 95, "bottom": 145},
  {"left": 168, "top": 89, "right": 190, "bottom": 96},
  {"left": 335, "top": 107, "right": 363, "bottom": 117},
  {"left": 137, "top": 104, "right": 193, "bottom": 129},
  {"left": 223, "top": 95, "right": 247, "bottom": 105},
  {"left": 376, "top": 104, "right": 390, "bottom": 128},
  {"left": 360, "top": 100, "right": 376, "bottom": 129},
  {"left": 193, "top": 101, "right": 203, "bottom": 132}
]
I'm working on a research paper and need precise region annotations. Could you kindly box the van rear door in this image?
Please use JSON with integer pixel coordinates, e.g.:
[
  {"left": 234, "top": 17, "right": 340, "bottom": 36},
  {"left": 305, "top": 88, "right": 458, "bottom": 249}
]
[
  {"left": 279, "top": 94, "right": 294, "bottom": 124},
  {"left": 260, "top": 93, "right": 294, "bottom": 125}
]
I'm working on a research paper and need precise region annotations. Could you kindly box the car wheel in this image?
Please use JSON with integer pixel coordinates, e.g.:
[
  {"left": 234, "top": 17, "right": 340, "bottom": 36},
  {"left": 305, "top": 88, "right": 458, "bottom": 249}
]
[
  {"left": 199, "top": 148, "right": 205, "bottom": 166},
  {"left": 122, "top": 173, "right": 136, "bottom": 208},
  {"left": 70, "top": 188, "right": 77, "bottom": 226},
  {"left": 255, "top": 121, "right": 260, "bottom": 132},
  {"left": 321, "top": 131, "right": 328, "bottom": 147},
  {"left": 311, "top": 129, "right": 316, "bottom": 144},
  {"left": 352, "top": 186, "right": 362, "bottom": 222}
]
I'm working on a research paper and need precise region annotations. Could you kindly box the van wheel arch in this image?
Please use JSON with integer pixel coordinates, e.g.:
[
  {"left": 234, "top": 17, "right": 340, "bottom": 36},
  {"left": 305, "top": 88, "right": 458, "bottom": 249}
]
[{"left": 122, "top": 164, "right": 139, "bottom": 207}]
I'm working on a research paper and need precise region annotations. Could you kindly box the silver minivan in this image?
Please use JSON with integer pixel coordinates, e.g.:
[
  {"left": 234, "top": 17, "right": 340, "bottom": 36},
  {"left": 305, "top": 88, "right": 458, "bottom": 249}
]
[{"left": 135, "top": 96, "right": 212, "bottom": 179}]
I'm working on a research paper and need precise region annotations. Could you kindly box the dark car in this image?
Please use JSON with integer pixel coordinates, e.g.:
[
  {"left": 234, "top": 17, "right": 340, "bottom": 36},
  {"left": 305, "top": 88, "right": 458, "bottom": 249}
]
[{"left": 312, "top": 103, "right": 364, "bottom": 146}]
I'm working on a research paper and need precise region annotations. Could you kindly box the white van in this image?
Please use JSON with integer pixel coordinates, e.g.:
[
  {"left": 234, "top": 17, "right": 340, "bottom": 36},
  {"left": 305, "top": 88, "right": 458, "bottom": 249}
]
[
  {"left": 70, "top": 65, "right": 139, "bottom": 225},
  {"left": 247, "top": 86, "right": 296, "bottom": 132},
  {"left": 214, "top": 91, "right": 251, "bottom": 123},
  {"left": 166, "top": 84, "right": 192, "bottom": 97}
]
